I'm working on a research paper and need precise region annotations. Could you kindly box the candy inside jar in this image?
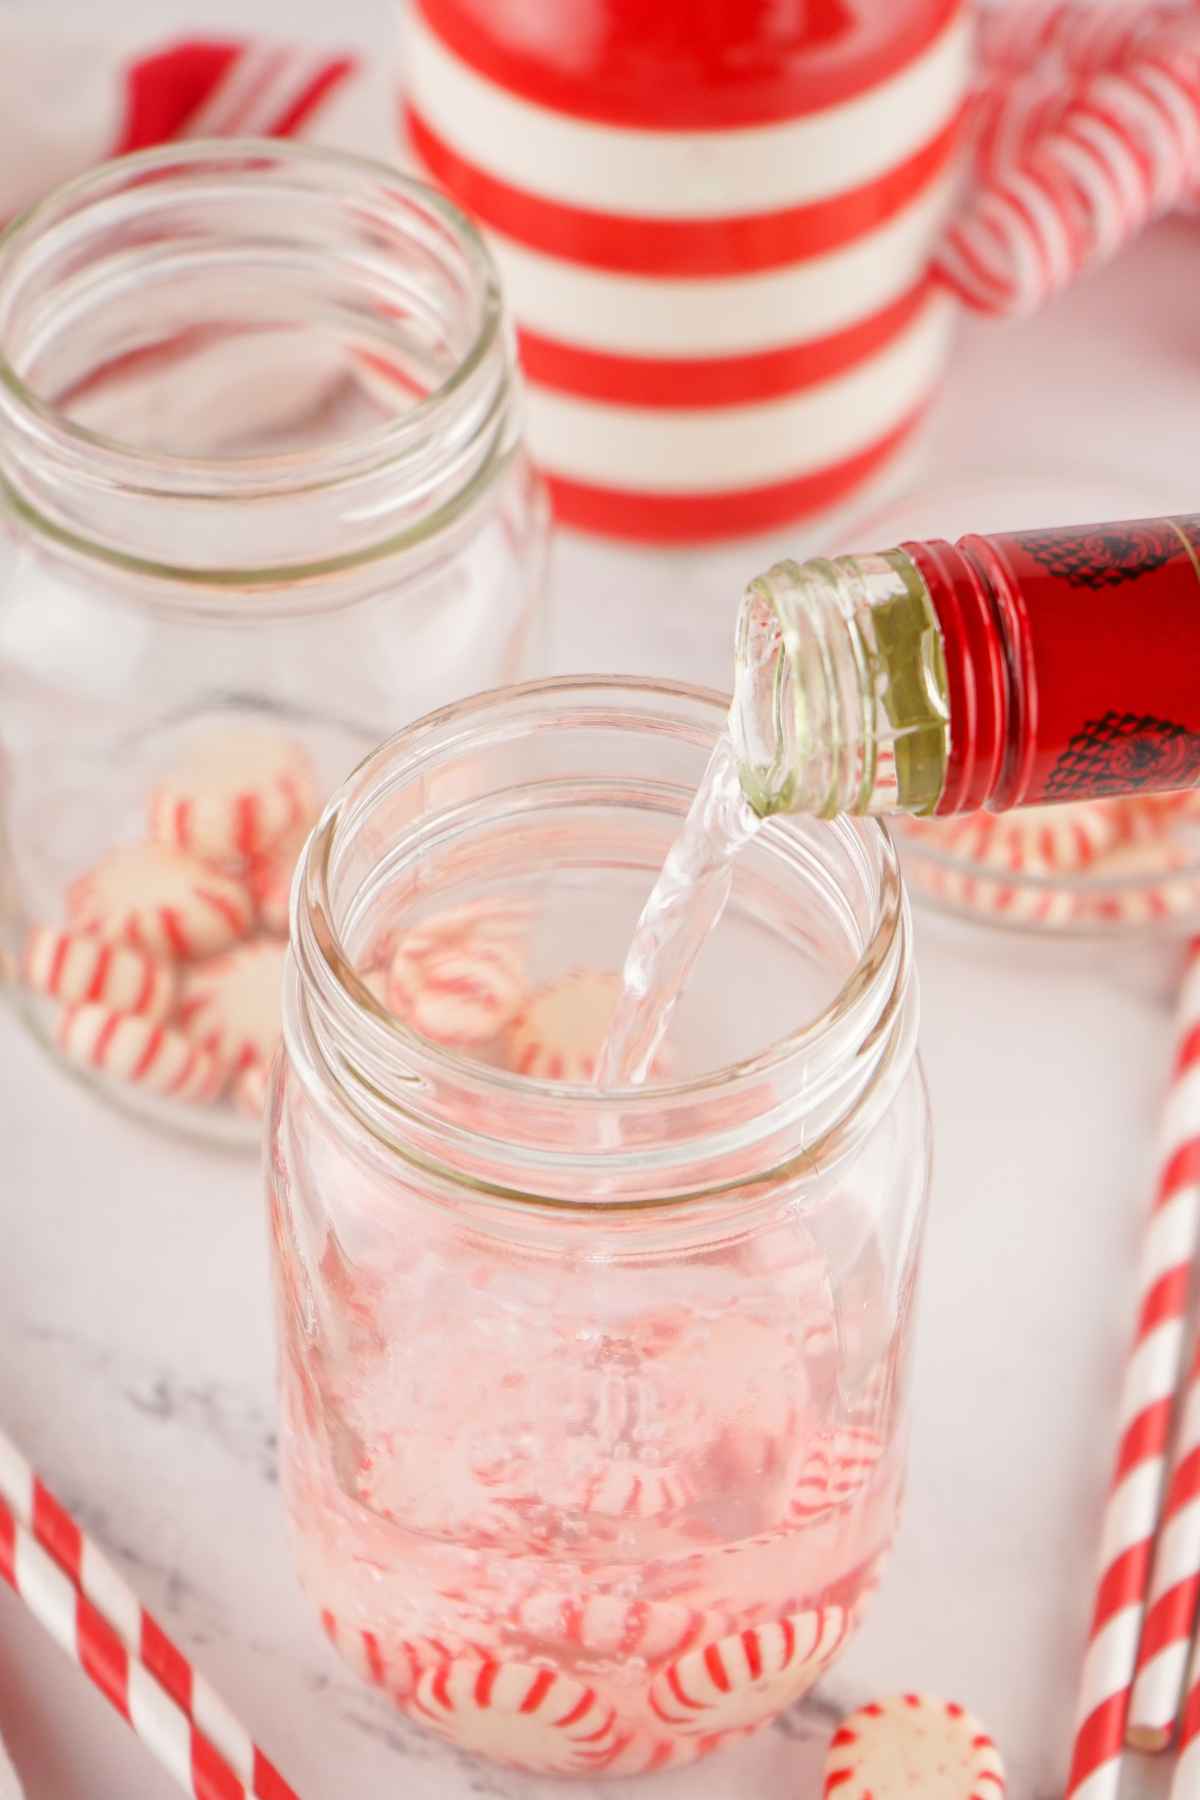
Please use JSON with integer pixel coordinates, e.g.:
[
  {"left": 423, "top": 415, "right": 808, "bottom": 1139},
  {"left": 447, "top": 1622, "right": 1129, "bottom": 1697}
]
[
  {"left": 17, "top": 723, "right": 330, "bottom": 1141},
  {"left": 270, "top": 681, "right": 929, "bottom": 1778},
  {"left": 0, "top": 144, "right": 549, "bottom": 1141},
  {"left": 898, "top": 791, "right": 1200, "bottom": 935}
]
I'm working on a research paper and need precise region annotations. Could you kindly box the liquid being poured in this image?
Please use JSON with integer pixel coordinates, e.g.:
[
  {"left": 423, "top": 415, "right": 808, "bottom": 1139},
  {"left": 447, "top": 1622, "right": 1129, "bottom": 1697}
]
[{"left": 596, "top": 731, "right": 761, "bottom": 1087}]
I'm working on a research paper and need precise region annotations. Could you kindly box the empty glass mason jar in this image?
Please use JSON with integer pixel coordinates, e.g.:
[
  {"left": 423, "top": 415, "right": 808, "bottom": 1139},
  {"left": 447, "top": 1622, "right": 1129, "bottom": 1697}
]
[
  {"left": 0, "top": 140, "right": 549, "bottom": 1143},
  {"left": 270, "top": 678, "right": 931, "bottom": 1779}
]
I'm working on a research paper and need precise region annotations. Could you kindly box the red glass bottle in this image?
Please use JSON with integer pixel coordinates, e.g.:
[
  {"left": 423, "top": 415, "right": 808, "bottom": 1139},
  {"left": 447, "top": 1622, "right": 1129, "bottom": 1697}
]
[
  {"left": 402, "top": 0, "right": 969, "bottom": 541},
  {"left": 732, "top": 516, "right": 1200, "bottom": 818}
]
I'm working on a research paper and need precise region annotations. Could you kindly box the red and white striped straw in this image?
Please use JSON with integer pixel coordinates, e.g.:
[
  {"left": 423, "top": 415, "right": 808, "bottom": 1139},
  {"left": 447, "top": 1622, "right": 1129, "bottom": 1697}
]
[
  {"left": 1129, "top": 1335, "right": 1200, "bottom": 1748},
  {"left": 1066, "top": 938, "right": 1200, "bottom": 1800},
  {"left": 0, "top": 1428, "right": 300, "bottom": 1800},
  {"left": 1171, "top": 1616, "right": 1200, "bottom": 1794}
]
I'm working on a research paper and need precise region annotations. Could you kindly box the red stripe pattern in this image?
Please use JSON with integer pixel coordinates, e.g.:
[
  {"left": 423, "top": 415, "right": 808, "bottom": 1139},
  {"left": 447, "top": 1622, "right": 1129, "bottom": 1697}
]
[
  {"left": 0, "top": 1492, "right": 270, "bottom": 1800},
  {"left": 403, "top": 0, "right": 968, "bottom": 540},
  {"left": 1065, "top": 938, "right": 1200, "bottom": 1798},
  {"left": 823, "top": 1693, "right": 1006, "bottom": 1797},
  {"left": 936, "top": 12, "right": 1200, "bottom": 317},
  {"left": 0, "top": 1435, "right": 299, "bottom": 1800},
  {"left": 0, "top": 37, "right": 361, "bottom": 227}
]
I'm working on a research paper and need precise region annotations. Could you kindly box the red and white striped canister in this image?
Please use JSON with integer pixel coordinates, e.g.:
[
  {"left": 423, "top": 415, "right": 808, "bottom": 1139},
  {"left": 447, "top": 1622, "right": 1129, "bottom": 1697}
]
[{"left": 401, "top": 0, "right": 970, "bottom": 542}]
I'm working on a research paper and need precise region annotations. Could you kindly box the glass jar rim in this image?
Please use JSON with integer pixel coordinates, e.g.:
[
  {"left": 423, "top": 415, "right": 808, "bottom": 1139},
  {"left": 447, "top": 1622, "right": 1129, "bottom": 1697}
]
[
  {"left": 0, "top": 139, "right": 515, "bottom": 586},
  {"left": 288, "top": 676, "right": 918, "bottom": 1210}
]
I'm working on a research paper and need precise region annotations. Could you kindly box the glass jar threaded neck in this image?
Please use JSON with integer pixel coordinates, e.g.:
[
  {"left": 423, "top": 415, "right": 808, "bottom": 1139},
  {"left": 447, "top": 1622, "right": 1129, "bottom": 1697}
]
[{"left": 0, "top": 140, "right": 519, "bottom": 588}]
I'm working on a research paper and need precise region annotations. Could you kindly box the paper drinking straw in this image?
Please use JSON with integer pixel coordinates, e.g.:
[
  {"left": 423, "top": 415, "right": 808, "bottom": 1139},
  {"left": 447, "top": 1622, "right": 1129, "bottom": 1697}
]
[
  {"left": 1129, "top": 1336, "right": 1200, "bottom": 1747},
  {"left": 1170, "top": 1623, "right": 1200, "bottom": 1794},
  {"left": 0, "top": 1492, "right": 297, "bottom": 1800},
  {"left": 1065, "top": 939, "right": 1200, "bottom": 1799},
  {"left": 0, "top": 1429, "right": 299, "bottom": 1800}
]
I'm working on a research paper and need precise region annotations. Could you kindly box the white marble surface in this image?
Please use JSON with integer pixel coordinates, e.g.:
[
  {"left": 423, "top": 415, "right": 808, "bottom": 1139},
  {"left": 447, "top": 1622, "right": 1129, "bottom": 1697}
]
[{"left": 4, "top": 7, "right": 1200, "bottom": 1796}]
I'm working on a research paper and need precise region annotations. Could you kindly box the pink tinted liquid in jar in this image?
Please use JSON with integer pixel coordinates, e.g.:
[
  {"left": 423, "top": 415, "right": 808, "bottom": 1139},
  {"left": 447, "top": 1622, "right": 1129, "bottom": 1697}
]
[{"left": 270, "top": 681, "right": 929, "bottom": 1777}]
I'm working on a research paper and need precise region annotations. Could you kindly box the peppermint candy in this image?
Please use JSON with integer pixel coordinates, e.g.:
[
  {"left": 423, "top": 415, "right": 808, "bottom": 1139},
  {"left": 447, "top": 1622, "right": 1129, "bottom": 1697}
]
[
  {"left": 149, "top": 729, "right": 315, "bottom": 864},
  {"left": 59, "top": 1005, "right": 224, "bottom": 1104},
  {"left": 824, "top": 1693, "right": 1006, "bottom": 1799},
  {"left": 410, "top": 1656, "right": 620, "bottom": 1773},
  {"left": 24, "top": 926, "right": 174, "bottom": 1022},
  {"left": 68, "top": 845, "right": 253, "bottom": 961},
  {"left": 648, "top": 1607, "right": 850, "bottom": 1736},
  {"left": 177, "top": 939, "right": 286, "bottom": 1074}
]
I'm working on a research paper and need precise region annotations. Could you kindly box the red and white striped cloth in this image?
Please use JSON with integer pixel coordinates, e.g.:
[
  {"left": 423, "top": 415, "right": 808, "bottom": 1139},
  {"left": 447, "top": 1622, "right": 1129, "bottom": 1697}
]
[
  {"left": 402, "top": 0, "right": 970, "bottom": 542},
  {"left": 0, "top": 24, "right": 389, "bottom": 224},
  {"left": 1066, "top": 940, "right": 1200, "bottom": 1799},
  {"left": 937, "top": 0, "right": 1200, "bottom": 315}
]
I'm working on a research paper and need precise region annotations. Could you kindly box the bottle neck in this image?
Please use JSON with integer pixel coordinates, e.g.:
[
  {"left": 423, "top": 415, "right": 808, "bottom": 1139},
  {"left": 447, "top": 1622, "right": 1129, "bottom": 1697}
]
[
  {"left": 731, "top": 546, "right": 950, "bottom": 818},
  {"left": 733, "top": 515, "right": 1200, "bottom": 819},
  {"left": 902, "top": 533, "right": 1031, "bottom": 815}
]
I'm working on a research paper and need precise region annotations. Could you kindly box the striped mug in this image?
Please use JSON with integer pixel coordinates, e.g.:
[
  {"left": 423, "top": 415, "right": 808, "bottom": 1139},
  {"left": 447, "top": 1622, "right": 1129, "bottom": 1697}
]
[{"left": 402, "top": 0, "right": 970, "bottom": 542}]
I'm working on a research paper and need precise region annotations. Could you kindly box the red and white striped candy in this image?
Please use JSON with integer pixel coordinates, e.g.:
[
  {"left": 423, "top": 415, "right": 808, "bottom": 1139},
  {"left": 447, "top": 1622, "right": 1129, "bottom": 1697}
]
[
  {"left": 59, "top": 1004, "right": 225, "bottom": 1103},
  {"left": 574, "top": 1461, "right": 692, "bottom": 1520},
  {"left": 790, "top": 1427, "right": 885, "bottom": 1523},
  {"left": 936, "top": 802, "right": 1126, "bottom": 874},
  {"left": 23, "top": 926, "right": 174, "bottom": 1022},
  {"left": 509, "top": 969, "right": 632, "bottom": 1084},
  {"left": 1131, "top": 788, "right": 1200, "bottom": 830},
  {"left": 824, "top": 1694, "right": 1006, "bottom": 1799},
  {"left": 233, "top": 1061, "right": 272, "bottom": 1120},
  {"left": 909, "top": 858, "right": 1080, "bottom": 929},
  {"left": 511, "top": 1591, "right": 724, "bottom": 1664},
  {"left": 1080, "top": 843, "right": 1200, "bottom": 928},
  {"left": 177, "top": 939, "right": 287, "bottom": 1075},
  {"left": 648, "top": 1607, "right": 850, "bottom": 1736},
  {"left": 383, "top": 900, "right": 529, "bottom": 1044},
  {"left": 68, "top": 845, "right": 253, "bottom": 961},
  {"left": 247, "top": 831, "right": 306, "bottom": 937},
  {"left": 320, "top": 1613, "right": 485, "bottom": 1704},
  {"left": 389, "top": 937, "right": 525, "bottom": 1048},
  {"left": 396, "top": 899, "right": 530, "bottom": 963},
  {"left": 409, "top": 1656, "right": 620, "bottom": 1773},
  {"left": 601, "top": 1734, "right": 704, "bottom": 1776},
  {"left": 149, "top": 730, "right": 315, "bottom": 865}
]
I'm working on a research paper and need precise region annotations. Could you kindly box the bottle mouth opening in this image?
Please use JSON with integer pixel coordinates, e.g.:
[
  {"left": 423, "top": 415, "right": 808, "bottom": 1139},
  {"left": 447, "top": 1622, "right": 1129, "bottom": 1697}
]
[
  {"left": 0, "top": 140, "right": 515, "bottom": 582},
  {"left": 287, "top": 677, "right": 917, "bottom": 1210},
  {"left": 732, "top": 577, "right": 802, "bottom": 818}
]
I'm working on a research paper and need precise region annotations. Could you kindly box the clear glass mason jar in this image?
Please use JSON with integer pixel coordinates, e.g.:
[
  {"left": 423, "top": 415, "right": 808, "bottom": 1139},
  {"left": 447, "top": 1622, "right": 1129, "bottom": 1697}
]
[
  {"left": 0, "top": 141, "right": 549, "bottom": 1143},
  {"left": 270, "top": 678, "right": 931, "bottom": 1779}
]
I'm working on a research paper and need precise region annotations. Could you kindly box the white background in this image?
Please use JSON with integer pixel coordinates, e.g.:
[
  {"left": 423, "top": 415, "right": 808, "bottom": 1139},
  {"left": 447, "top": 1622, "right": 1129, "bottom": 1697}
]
[{"left": 1, "top": 5, "right": 1199, "bottom": 1799}]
